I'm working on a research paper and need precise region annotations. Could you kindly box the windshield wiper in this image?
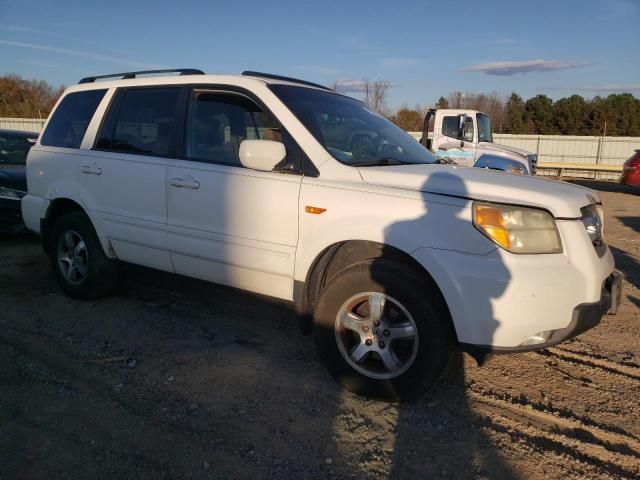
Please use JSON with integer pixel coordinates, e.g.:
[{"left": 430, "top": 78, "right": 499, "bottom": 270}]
[{"left": 351, "top": 158, "right": 412, "bottom": 167}]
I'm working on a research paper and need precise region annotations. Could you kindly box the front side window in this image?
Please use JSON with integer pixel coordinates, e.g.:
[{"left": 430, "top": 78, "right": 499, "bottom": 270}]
[
  {"left": 187, "top": 91, "right": 282, "bottom": 167},
  {"left": 477, "top": 113, "right": 493, "bottom": 143},
  {"left": 40, "top": 89, "right": 106, "bottom": 148},
  {"left": 96, "top": 87, "right": 181, "bottom": 157},
  {"left": 0, "top": 132, "right": 36, "bottom": 164},
  {"left": 270, "top": 85, "right": 436, "bottom": 167}
]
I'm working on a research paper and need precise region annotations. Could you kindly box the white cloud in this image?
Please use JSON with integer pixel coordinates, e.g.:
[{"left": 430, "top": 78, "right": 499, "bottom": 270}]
[
  {"left": 0, "top": 40, "right": 163, "bottom": 70},
  {"left": 333, "top": 79, "right": 399, "bottom": 94},
  {"left": 463, "top": 59, "right": 589, "bottom": 76},
  {"left": 334, "top": 79, "right": 368, "bottom": 93}
]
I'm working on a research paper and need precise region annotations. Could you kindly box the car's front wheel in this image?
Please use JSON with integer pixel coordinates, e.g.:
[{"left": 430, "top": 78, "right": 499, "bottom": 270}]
[
  {"left": 49, "top": 211, "right": 117, "bottom": 299},
  {"left": 313, "top": 259, "right": 454, "bottom": 401}
]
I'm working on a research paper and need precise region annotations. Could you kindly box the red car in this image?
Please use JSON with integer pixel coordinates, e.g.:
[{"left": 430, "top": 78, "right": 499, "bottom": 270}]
[{"left": 621, "top": 150, "right": 640, "bottom": 187}]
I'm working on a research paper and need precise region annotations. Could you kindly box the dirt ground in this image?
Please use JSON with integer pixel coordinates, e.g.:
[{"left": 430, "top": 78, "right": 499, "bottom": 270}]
[{"left": 1, "top": 180, "right": 639, "bottom": 480}]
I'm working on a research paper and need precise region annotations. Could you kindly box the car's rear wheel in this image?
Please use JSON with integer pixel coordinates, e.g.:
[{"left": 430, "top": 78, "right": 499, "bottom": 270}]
[
  {"left": 313, "top": 259, "right": 454, "bottom": 401},
  {"left": 49, "top": 211, "right": 117, "bottom": 299}
]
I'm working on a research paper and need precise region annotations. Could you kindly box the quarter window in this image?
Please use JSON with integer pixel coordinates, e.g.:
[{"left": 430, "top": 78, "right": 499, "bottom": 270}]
[
  {"left": 41, "top": 89, "right": 106, "bottom": 148},
  {"left": 187, "top": 92, "right": 282, "bottom": 167},
  {"left": 96, "top": 87, "right": 181, "bottom": 157}
]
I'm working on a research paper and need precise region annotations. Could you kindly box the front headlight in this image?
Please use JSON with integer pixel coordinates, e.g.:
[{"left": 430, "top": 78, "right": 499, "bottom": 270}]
[
  {"left": 581, "top": 204, "right": 604, "bottom": 246},
  {"left": 0, "top": 187, "right": 27, "bottom": 200},
  {"left": 507, "top": 164, "right": 528, "bottom": 174},
  {"left": 473, "top": 202, "right": 562, "bottom": 254}
]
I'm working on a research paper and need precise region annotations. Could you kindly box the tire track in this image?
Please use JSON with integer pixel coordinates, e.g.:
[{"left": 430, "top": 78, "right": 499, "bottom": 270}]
[
  {"left": 554, "top": 344, "right": 640, "bottom": 369},
  {"left": 539, "top": 347, "right": 640, "bottom": 381},
  {"left": 467, "top": 386, "right": 640, "bottom": 477}
]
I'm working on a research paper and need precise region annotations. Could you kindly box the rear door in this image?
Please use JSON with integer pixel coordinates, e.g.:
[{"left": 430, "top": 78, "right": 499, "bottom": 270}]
[
  {"left": 166, "top": 89, "right": 302, "bottom": 300},
  {"left": 79, "top": 86, "right": 186, "bottom": 271}
]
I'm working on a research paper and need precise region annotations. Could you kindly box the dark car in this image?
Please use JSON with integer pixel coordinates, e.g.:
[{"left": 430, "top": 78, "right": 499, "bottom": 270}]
[
  {"left": 620, "top": 150, "right": 640, "bottom": 188},
  {"left": 0, "top": 129, "right": 38, "bottom": 232}
]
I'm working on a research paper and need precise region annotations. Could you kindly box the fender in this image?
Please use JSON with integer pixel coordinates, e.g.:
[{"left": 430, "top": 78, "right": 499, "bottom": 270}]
[{"left": 294, "top": 184, "right": 496, "bottom": 285}]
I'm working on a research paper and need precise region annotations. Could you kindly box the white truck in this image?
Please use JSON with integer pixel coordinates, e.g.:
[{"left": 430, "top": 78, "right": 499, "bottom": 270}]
[
  {"left": 22, "top": 69, "right": 620, "bottom": 400},
  {"left": 420, "top": 108, "right": 537, "bottom": 175}
]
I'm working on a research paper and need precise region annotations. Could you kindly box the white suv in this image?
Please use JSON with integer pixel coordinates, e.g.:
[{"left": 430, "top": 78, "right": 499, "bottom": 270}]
[{"left": 22, "top": 69, "right": 621, "bottom": 400}]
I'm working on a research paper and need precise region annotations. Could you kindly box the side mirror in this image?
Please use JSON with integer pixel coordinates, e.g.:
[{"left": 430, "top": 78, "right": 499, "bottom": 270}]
[{"left": 239, "top": 139, "right": 286, "bottom": 172}]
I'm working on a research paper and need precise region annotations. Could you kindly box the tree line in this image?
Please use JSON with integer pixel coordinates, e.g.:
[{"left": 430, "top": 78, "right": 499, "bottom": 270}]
[
  {"left": 0, "top": 75, "right": 64, "bottom": 119},
  {"left": 2, "top": 74, "right": 639, "bottom": 136},
  {"left": 388, "top": 91, "right": 640, "bottom": 137}
]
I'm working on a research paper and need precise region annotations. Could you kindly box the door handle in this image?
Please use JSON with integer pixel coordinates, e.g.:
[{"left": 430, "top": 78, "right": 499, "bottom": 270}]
[
  {"left": 80, "top": 164, "right": 102, "bottom": 175},
  {"left": 169, "top": 176, "right": 200, "bottom": 189}
]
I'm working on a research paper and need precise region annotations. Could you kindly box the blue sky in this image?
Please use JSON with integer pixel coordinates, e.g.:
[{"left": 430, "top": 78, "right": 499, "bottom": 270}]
[{"left": 1, "top": 0, "right": 638, "bottom": 109}]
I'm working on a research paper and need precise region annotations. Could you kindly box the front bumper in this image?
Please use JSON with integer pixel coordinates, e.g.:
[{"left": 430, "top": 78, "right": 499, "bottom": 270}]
[
  {"left": 0, "top": 198, "right": 25, "bottom": 233},
  {"left": 461, "top": 270, "right": 623, "bottom": 363}
]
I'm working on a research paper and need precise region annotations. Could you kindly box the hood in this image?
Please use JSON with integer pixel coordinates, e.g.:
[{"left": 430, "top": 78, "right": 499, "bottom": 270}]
[
  {"left": 0, "top": 165, "right": 27, "bottom": 191},
  {"left": 358, "top": 163, "right": 598, "bottom": 218},
  {"left": 478, "top": 142, "right": 532, "bottom": 159}
]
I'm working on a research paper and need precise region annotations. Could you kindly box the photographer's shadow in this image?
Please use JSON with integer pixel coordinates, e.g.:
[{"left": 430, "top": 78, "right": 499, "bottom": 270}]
[{"left": 372, "top": 171, "right": 516, "bottom": 479}]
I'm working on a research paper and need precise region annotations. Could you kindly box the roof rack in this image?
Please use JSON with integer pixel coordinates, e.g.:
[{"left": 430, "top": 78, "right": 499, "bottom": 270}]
[
  {"left": 241, "top": 71, "right": 332, "bottom": 92},
  {"left": 78, "top": 68, "right": 205, "bottom": 84}
]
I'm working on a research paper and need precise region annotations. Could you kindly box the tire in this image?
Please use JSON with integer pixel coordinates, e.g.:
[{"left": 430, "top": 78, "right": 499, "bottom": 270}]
[
  {"left": 313, "top": 259, "right": 454, "bottom": 401},
  {"left": 49, "top": 211, "right": 117, "bottom": 300}
]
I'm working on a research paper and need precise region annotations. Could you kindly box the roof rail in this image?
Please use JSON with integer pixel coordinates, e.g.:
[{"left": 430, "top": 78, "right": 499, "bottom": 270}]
[
  {"left": 241, "top": 71, "right": 333, "bottom": 92},
  {"left": 78, "top": 68, "right": 205, "bottom": 84}
]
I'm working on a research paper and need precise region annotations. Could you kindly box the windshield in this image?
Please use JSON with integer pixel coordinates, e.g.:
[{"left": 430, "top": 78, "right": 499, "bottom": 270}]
[
  {"left": 270, "top": 85, "right": 437, "bottom": 166},
  {"left": 477, "top": 113, "right": 493, "bottom": 143}
]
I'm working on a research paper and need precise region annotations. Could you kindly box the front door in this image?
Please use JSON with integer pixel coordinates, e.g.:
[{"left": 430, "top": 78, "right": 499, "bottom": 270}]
[{"left": 166, "top": 90, "right": 301, "bottom": 300}]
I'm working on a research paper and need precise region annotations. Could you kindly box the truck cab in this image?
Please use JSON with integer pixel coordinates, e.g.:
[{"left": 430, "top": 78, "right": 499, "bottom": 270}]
[{"left": 420, "top": 109, "right": 537, "bottom": 175}]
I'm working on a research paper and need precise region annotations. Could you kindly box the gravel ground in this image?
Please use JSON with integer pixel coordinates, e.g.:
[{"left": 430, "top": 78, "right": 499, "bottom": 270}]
[{"left": 1, "top": 180, "right": 639, "bottom": 480}]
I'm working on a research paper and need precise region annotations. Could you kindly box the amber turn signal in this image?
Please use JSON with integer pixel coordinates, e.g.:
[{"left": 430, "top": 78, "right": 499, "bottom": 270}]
[{"left": 305, "top": 206, "right": 326, "bottom": 215}]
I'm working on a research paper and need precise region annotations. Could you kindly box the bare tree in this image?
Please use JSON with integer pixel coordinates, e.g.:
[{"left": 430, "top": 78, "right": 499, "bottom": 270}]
[{"left": 369, "top": 80, "right": 391, "bottom": 114}]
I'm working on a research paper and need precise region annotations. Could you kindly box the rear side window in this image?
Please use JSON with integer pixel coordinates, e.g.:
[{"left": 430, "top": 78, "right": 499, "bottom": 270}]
[
  {"left": 96, "top": 87, "right": 181, "bottom": 157},
  {"left": 40, "top": 90, "right": 106, "bottom": 148}
]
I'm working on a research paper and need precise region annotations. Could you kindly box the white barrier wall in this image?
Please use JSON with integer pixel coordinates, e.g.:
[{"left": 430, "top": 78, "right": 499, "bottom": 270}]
[
  {"left": 408, "top": 132, "right": 638, "bottom": 179},
  {"left": 0, "top": 117, "right": 47, "bottom": 133},
  {"left": 408, "top": 132, "right": 639, "bottom": 166}
]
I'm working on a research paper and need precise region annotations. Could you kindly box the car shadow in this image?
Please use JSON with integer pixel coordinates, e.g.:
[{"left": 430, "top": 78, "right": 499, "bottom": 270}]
[
  {"left": 609, "top": 246, "right": 640, "bottom": 290},
  {"left": 566, "top": 179, "right": 640, "bottom": 196},
  {"left": 313, "top": 171, "right": 517, "bottom": 479},
  {"left": 618, "top": 216, "right": 640, "bottom": 234}
]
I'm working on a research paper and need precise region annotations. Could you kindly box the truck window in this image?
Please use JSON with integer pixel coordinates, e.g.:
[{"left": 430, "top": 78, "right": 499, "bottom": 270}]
[
  {"left": 441, "top": 116, "right": 460, "bottom": 139},
  {"left": 40, "top": 90, "right": 106, "bottom": 149},
  {"left": 477, "top": 113, "right": 493, "bottom": 143}
]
